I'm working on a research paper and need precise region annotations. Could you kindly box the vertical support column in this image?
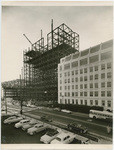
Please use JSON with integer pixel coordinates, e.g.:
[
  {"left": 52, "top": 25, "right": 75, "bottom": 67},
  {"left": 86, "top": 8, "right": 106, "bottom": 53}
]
[{"left": 20, "top": 74, "right": 23, "bottom": 115}]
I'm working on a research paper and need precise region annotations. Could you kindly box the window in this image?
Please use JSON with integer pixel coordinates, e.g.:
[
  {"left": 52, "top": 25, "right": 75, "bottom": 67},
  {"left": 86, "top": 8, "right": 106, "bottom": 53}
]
[
  {"left": 72, "top": 78, "right": 74, "bottom": 83},
  {"left": 72, "top": 61, "right": 78, "bottom": 68},
  {"left": 90, "top": 75, "right": 93, "bottom": 80},
  {"left": 75, "top": 70, "right": 78, "bottom": 75},
  {"left": 65, "top": 99, "right": 67, "bottom": 104},
  {"left": 95, "top": 74, "right": 98, "bottom": 80},
  {"left": 101, "top": 51, "right": 112, "bottom": 60},
  {"left": 75, "top": 78, "right": 78, "bottom": 82},
  {"left": 107, "top": 91, "right": 111, "bottom": 97},
  {"left": 102, "top": 100, "right": 105, "bottom": 106},
  {"left": 90, "top": 83, "right": 93, "bottom": 88},
  {"left": 84, "top": 76, "right": 87, "bottom": 81},
  {"left": 101, "top": 64, "right": 105, "bottom": 70},
  {"left": 107, "top": 101, "right": 111, "bottom": 107},
  {"left": 80, "top": 84, "right": 83, "bottom": 89},
  {"left": 65, "top": 92, "right": 67, "bottom": 96},
  {"left": 68, "top": 72, "right": 70, "bottom": 76},
  {"left": 64, "top": 72, "right": 67, "bottom": 77},
  {"left": 80, "top": 77, "right": 83, "bottom": 82},
  {"left": 85, "top": 100, "right": 87, "bottom": 105},
  {"left": 107, "top": 82, "right": 111, "bottom": 87},
  {"left": 65, "top": 86, "right": 67, "bottom": 90},
  {"left": 72, "top": 85, "right": 74, "bottom": 89},
  {"left": 60, "top": 74, "right": 62, "bottom": 77},
  {"left": 72, "top": 99, "right": 74, "bottom": 104},
  {"left": 76, "top": 99, "right": 78, "bottom": 105},
  {"left": 80, "top": 100, "right": 83, "bottom": 105},
  {"left": 107, "top": 72, "right": 111, "bottom": 78},
  {"left": 68, "top": 86, "right": 70, "bottom": 90},
  {"left": 101, "top": 82, "right": 105, "bottom": 88},
  {"left": 75, "top": 92, "right": 78, "bottom": 96},
  {"left": 101, "top": 91, "right": 105, "bottom": 97},
  {"left": 68, "top": 92, "right": 70, "bottom": 96},
  {"left": 60, "top": 99, "right": 62, "bottom": 104},
  {"left": 90, "top": 67, "right": 93, "bottom": 72},
  {"left": 80, "top": 92, "right": 83, "bottom": 96},
  {"left": 64, "top": 63, "right": 70, "bottom": 70},
  {"left": 72, "top": 71, "right": 74, "bottom": 75},
  {"left": 84, "top": 68, "right": 87, "bottom": 73},
  {"left": 89, "top": 55, "right": 99, "bottom": 63},
  {"left": 95, "top": 91, "right": 98, "bottom": 97},
  {"left": 75, "top": 85, "right": 78, "bottom": 89},
  {"left": 80, "top": 69, "right": 83, "bottom": 74},
  {"left": 80, "top": 58, "right": 88, "bottom": 66},
  {"left": 90, "top": 100, "right": 93, "bottom": 105},
  {"left": 95, "top": 100, "right": 98, "bottom": 106},
  {"left": 101, "top": 73, "right": 105, "bottom": 79},
  {"left": 95, "top": 66, "right": 98, "bottom": 71},
  {"left": 60, "top": 66, "right": 62, "bottom": 71},
  {"left": 72, "top": 92, "right": 74, "bottom": 97},
  {"left": 107, "top": 62, "right": 111, "bottom": 69},
  {"left": 84, "top": 84, "right": 87, "bottom": 88},
  {"left": 95, "top": 83, "right": 98, "bottom": 88},
  {"left": 60, "top": 80, "right": 62, "bottom": 84},
  {"left": 68, "top": 99, "right": 70, "bottom": 104},
  {"left": 60, "top": 92, "right": 62, "bottom": 96},
  {"left": 60, "top": 86, "right": 62, "bottom": 90},
  {"left": 84, "top": 92, "right": 87, "bottom": 96},
  {"left": 64, "top": 79, "right": 67, "bottom": 83},
  {"left": 90, "top": 92, "right": 93, "bottom": 97},
  {"left": 68, "top": 79, "right": 70, "bottom": 83}
]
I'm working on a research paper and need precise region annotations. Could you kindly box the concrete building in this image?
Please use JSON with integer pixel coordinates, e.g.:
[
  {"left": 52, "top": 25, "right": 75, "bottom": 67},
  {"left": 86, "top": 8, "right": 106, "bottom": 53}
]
[{"left": 58, "top": 39, "right": 113, "bottom": 111}]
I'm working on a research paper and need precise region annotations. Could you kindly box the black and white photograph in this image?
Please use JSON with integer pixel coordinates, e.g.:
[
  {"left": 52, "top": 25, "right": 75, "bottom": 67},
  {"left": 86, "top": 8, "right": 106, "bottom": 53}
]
[{"left": 1, "top": 0, "right": 113, "bottom": 149}]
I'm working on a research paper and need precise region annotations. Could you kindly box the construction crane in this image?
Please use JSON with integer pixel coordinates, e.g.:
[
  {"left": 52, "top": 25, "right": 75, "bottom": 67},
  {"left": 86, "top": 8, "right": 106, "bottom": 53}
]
[{"left": 23, "top": 34, "right": 33, "bottom": 45}]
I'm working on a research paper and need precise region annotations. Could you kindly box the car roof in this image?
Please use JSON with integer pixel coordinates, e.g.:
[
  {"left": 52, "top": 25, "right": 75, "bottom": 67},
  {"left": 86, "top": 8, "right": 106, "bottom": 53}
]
[{"left": 57, "top": 132, "right": 69, "bottom": 139}]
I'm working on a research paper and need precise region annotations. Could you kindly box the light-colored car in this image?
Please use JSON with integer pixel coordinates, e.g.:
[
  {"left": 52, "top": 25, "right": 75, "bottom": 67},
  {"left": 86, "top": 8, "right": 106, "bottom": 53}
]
[
  {"left": 27, "top": 123, "right": 48, "bottom": 135},
  {"left": 22, "top": 119, "right": 38, "bottom": 131},
  {"left": 61, "top": 109, "right": 71, "bottom": 114},
  {"left": 4, "top": 115, "right": 24, "bottom": 124},
  {"left": 50, "top": 132, "right": 76, "bottom": 144},
  {"left": 15, "top": 119, "right": 30, "bottom": 128},
  {"left": 40, "top": 128, "right": 60, "bottom": 144}
]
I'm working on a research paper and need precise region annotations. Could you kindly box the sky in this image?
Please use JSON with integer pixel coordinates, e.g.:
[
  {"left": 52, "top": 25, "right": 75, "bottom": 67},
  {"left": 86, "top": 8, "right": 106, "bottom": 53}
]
[{"left": 1, "top": 6, "right": 113, "bottom": 82}]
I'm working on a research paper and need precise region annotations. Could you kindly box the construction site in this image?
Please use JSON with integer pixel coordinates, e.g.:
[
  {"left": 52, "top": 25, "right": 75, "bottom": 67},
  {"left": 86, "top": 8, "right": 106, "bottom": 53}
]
[{"left": 2, "top": 20, "right": 79, "bottom": 104}]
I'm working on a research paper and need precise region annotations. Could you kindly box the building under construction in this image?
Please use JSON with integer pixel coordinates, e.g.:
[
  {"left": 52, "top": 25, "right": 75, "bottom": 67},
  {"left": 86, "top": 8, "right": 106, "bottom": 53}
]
[{"left": 2, "top": 20, "right": 79, "bottom": 103}]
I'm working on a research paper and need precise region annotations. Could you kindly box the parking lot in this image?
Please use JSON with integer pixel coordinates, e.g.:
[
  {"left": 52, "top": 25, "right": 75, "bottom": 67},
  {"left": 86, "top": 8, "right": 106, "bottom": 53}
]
[{"left": 1, "top": 115, "right": 78, "bottom": 144}]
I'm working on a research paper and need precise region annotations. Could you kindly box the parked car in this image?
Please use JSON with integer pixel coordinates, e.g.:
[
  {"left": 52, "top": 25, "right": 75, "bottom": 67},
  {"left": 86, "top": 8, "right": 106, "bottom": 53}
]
[
  {"left": 40, "top": 115, "right": 52, "bottom": 122},
  {"left": 15, "top": 119, "right": 30, "bottom": 128},
  {"left": 53, "top": 108, "right": 61, "bottom": 111},
  {"left": 27, "top": 123, "right": 48, "bottom": 135},
  {"left": 4, "top": 115, "right": 24, "bottom": 124},
  {"left": 61, "top": 109, "right": 71, "bottom": 114},
  {"left": 22, "top": 119, "right": 38, "bottom": 131},
  {"left": 50, "top": 132, "right": 76, "bottom": 144},
  {"left": 40, "top": 128, "right": 60, "bottom": 144},
  {"left": 67, "top": 123, "right": 88, "bottom": 134}
]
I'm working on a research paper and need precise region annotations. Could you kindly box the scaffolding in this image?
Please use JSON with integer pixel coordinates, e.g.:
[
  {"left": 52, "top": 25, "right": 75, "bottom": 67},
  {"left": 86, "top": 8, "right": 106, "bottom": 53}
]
[{"left": 23, "top": 21, "right": 79, "bottom": 103}]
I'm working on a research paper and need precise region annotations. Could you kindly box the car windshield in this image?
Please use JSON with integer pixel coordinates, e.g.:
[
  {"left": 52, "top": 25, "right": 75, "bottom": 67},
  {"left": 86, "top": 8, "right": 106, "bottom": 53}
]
[
  {"left": 55, "top": 137, "right": 61, "bottom": 141},
  {"left": 46, "top": 130, "right": 58, "bottom": 136}
]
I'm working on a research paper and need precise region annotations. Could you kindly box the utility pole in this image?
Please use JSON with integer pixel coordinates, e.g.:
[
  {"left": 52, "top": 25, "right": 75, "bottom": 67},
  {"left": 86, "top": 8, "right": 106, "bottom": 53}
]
[
  {"left": 4, "top": 89, "right": 7, "bottom": 114},
  {"left": 20, "top": 74, "right": 23, "bottom": 115}
]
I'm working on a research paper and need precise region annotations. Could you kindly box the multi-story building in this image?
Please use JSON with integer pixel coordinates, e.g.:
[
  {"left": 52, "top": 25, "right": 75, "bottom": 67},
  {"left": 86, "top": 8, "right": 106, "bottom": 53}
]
[{"left": 58, "top": 39, "right": 113, "bottom": 111}]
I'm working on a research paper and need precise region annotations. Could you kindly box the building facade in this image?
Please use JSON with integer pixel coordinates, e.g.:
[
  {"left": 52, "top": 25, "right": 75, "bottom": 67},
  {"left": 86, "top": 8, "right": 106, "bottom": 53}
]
[{"left": 58, "top": 40, "right": 113, "bottom": 111}]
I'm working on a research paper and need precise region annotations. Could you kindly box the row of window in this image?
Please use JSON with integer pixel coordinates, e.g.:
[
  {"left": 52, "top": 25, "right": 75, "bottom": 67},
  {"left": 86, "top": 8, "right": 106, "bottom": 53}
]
[
  {"left": 63, "top": 52, "right": 112, "bottom": 70},
  {"left": 60, "top": 72, "right": 112, "bottom": 84},
  {"left": 60, "top": 82, "right": 111, "bottom": 90},
  {"left": 59, "top": 99, "right": 111, "bottom": 107},
  {"left": 60, "top": 62, "right": 111, "bottom": 78},
  {"left": 60, "top": 91, "right": 112, "bottom": 97}
]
